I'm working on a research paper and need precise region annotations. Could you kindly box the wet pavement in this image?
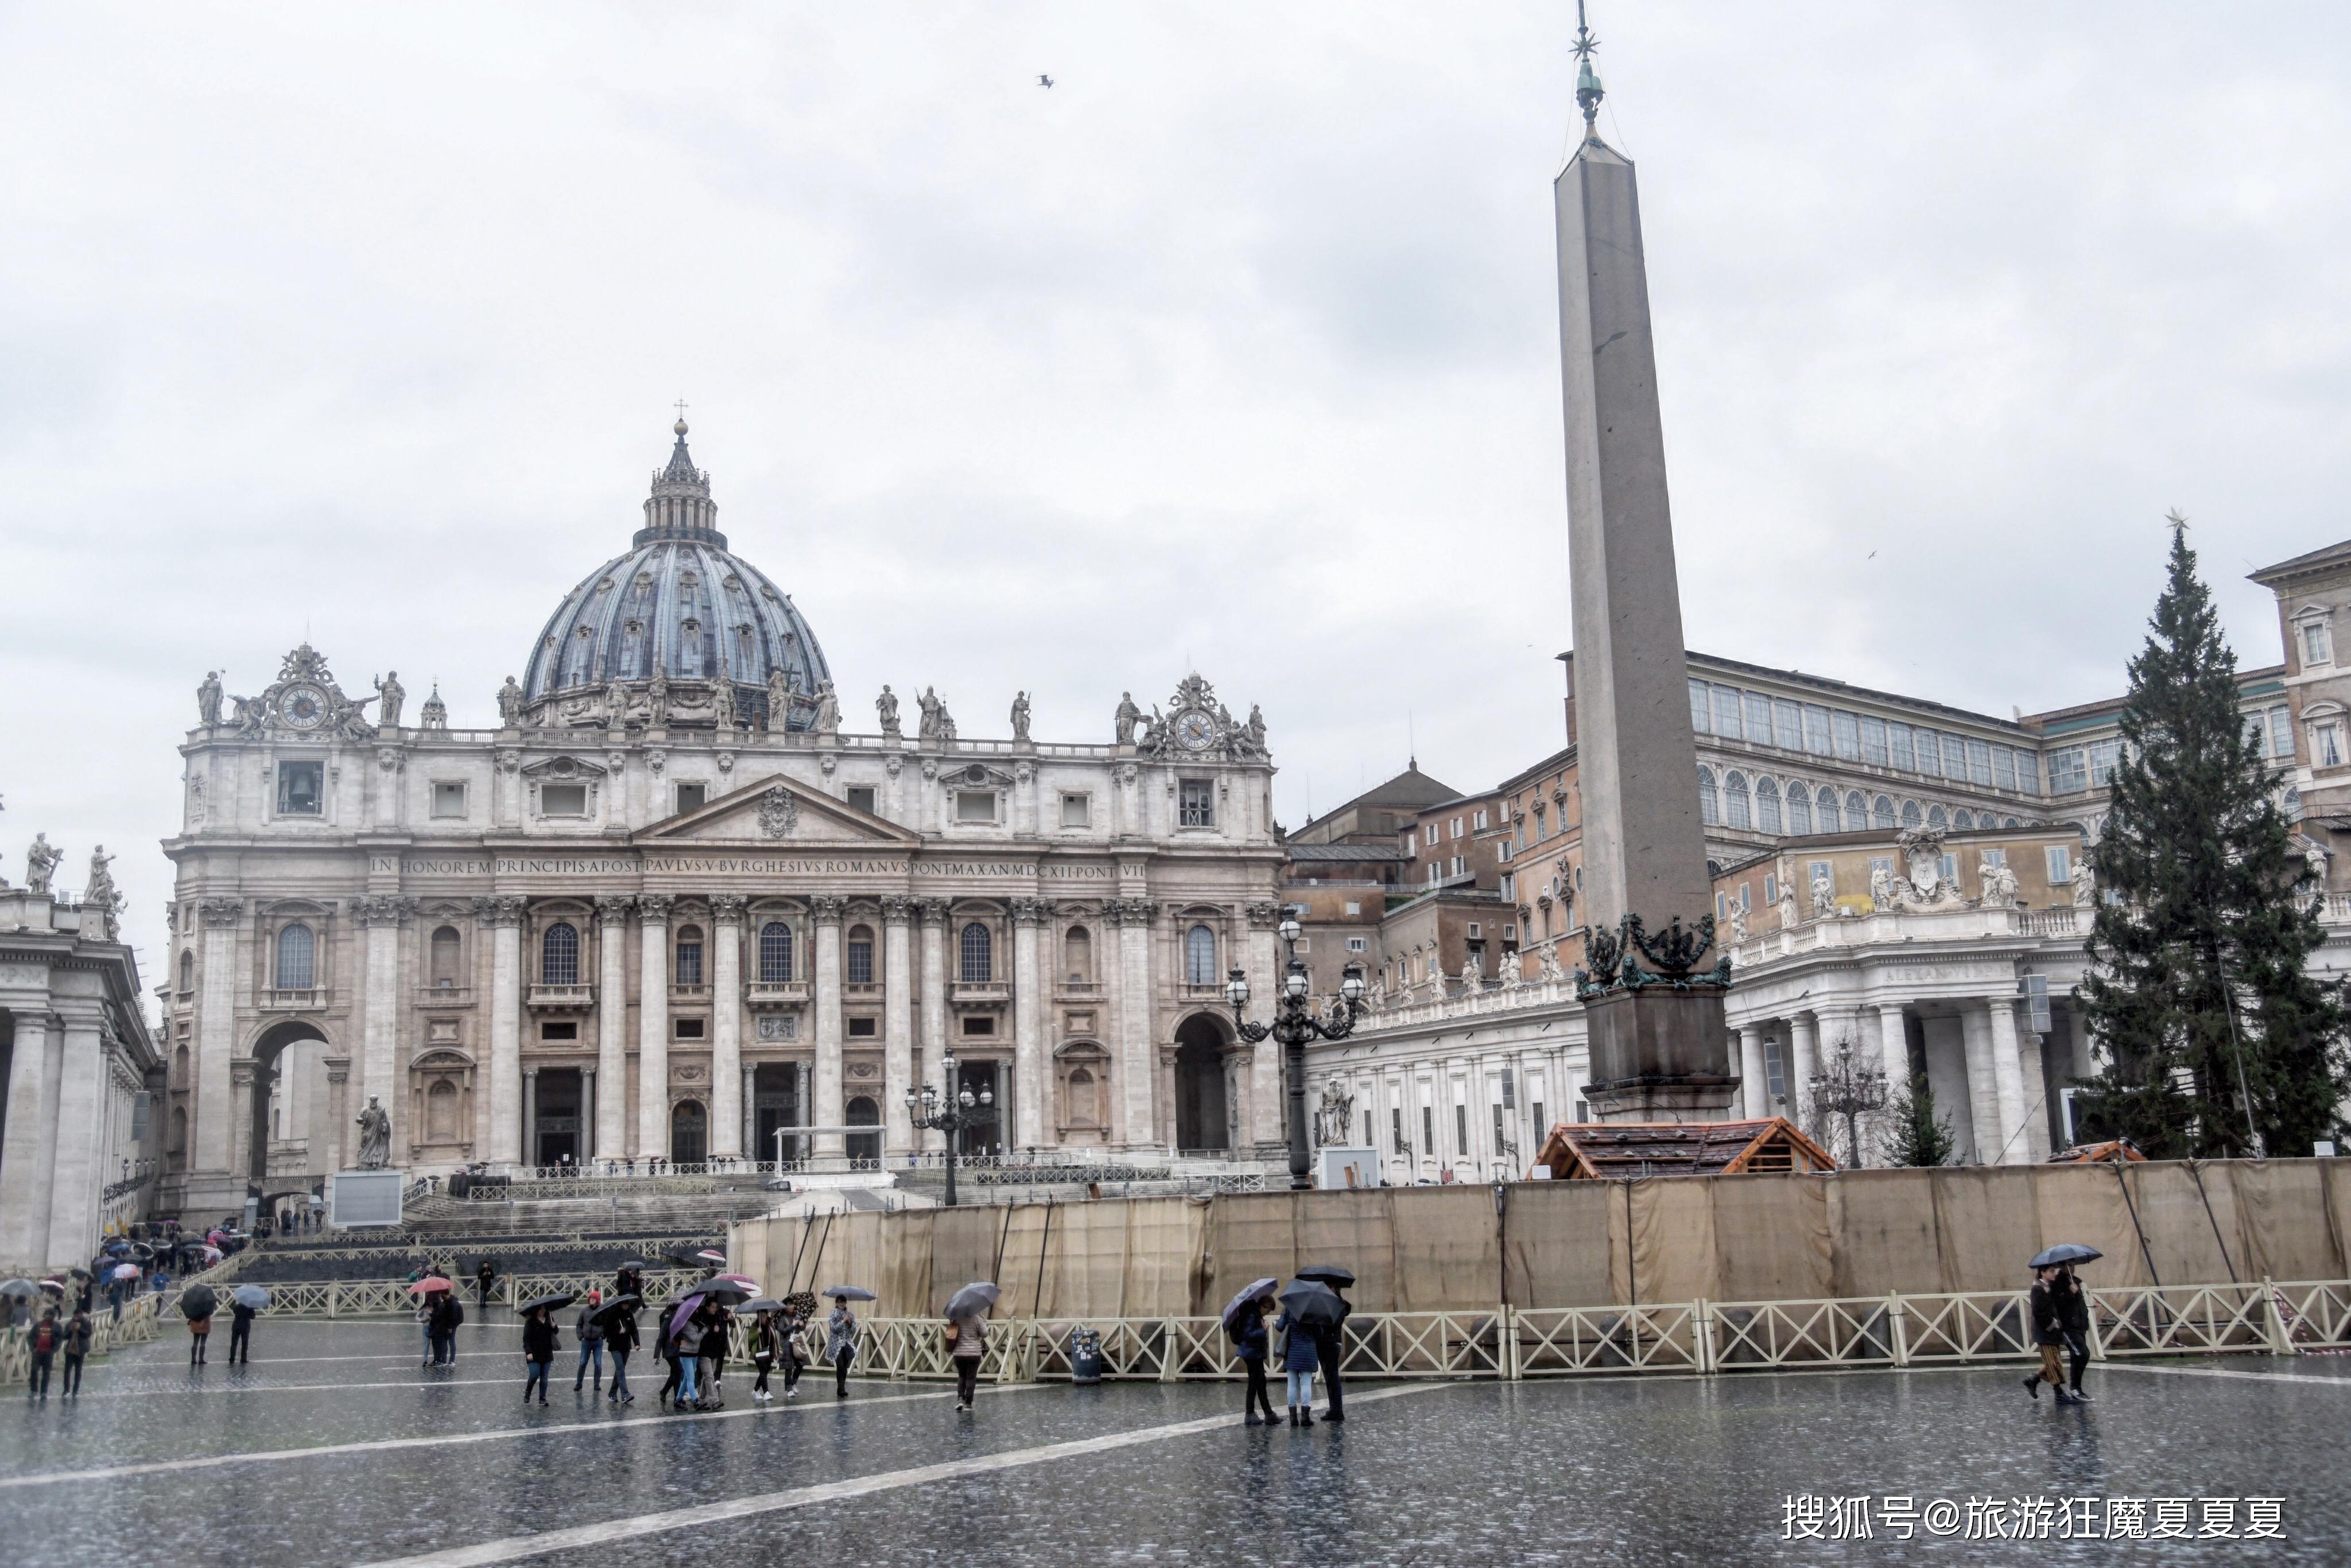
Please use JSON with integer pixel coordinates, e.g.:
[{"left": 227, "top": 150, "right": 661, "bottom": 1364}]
[{"left": 6, "top": 1314, "right": 2349, "bottom": 1566}]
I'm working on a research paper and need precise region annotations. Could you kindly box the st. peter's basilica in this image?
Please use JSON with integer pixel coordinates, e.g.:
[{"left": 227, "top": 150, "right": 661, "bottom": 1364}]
[{"left": 158, "top": 421, "right": 1284, "bottom": 1214}]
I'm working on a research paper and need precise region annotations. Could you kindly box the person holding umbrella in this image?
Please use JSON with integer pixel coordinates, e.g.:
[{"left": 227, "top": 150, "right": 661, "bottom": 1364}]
[
  {"left": 184, "top": 1283, "right": 216, "bottom": 1367},
  {"left": 780, "top": 1295, "right": 814, "bottom": 1400},
  {"left": 61, "top": 1306, "right": 93, "bottom": 1397},
  {"left": 430, "top": 1287, "right": 464, "bottom": 1367},
  {"left": 943, "top": 1282, "right": 999, "bottom": 1414},
  {"left": 476, "top": 1258, "right": 498, "bottom": 1311},
  {"left": 1223, "top": 1281, "right": 1279, "bottom": 1426},
  {"left": 1273, "top": 1279, "right": 1345, "bottom": 1427},
  {"left": 826, "top": 1290, "right": 867, "bottom": 1398},
  {"left": 573, "top": 1290, "right": 606, "bottom": 1395},
  {"left": 694, "top": 1299, "right": 731, "bottom": 1409},
  {"left": 746, "top": 1302, "right": 781, "bottom": 1402},
  {"left": 228, "top": 1288, "right": 258, "bottom": 1365},
  {"left": 521, "top": 1303, "right": 560, "bottom": 1406},
  {"left": 1295, "top": 1264, "right": 1355, "bottom": 1422},
  {"left": 2023, "top": 1245, "right": 2100, "bottom": 1406},
  {"left": 601, "top": 1295, "right": 639, "bottom": 1404}
]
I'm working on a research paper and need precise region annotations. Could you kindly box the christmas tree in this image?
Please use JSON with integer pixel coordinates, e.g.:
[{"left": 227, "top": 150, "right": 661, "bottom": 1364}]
[
  {"left": 2080, "top": 519, "right": 2351, "bottom": 1156},
  {"left": 1878, "top": 1074, "right": 1957, "bottom": 1167}
]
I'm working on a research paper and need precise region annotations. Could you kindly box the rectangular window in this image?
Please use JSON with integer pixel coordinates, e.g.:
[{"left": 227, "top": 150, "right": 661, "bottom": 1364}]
[
  {"left": 277, "top": 760, "right": 324, "bottom": 816},
  {"left": 1531, "top": 1098, "right": 1546, "bottom": 1135},
  {"left": 1492, "top": 1104, "right": 1506, "bottom": 1155},
  {"left": 2023, "top": 972, "right": 2051, "bottom": 1033},
  {"left": 540, "top": 1022, "right": 578, "bottom": 1041},
  {"left": 1888, "top": 723, "right": 1916, "bottom": 772},
  {"left": 961, "top": 1015, "right": 995, "bottom": 1037},
  {"left": 1450, "top": 855, "right": 1467, "bottom": 877},
  {"left": 2272, "top": 707, "right": 2294, "bottom": 759},
  {"left": 1774, "top": 699, "right": 1803, "bottom": 750},
  {"left": 1940, "top": 853, "right": 1958, "bottom": 884},
  {"left": 674, "top": 936, "right": 703, "bottom": 985},
  {"left": 2304, "top": 622, "right": 2333, "bottom": 666},
  {"left": 2317, "top": 723, "right": 2345, "bottom": 769},
  {"left": 1745, "top": 692, "right": 1774, "bottom": 744},
  {"left": 1716, "top": 892, "right": 1729, "bottom": 922},
  {"left": 2087, "top": 739, "right": 2121, "bottom": 786},
  {"left": 1422, "top": 1105, "right": 1434, "bottom": 1155},
  {"left": 1860, "top": 715, "right": 1889, "bottom": 766},
  {"left": 1803, "top": 705, "right": 1833, "bottom": 756},
  {"left": 674, "top": 1018, "right": 705, "bottom": 1040},
  {"left": 2046, "top": 844, "right": 2071, "bottom": 883},
  {"left": 674, "top": 783, "right": 707, "bottom": 814},
  {"left": 1346, "top": 936, "right": 1367, "bottom": 952},
  {"left": 1392, "top": 1106, "right": 1405, "bottom": 1153},
  {"left": 1832, "top": 710, "right": 1862, "bottom": 762},
  {"left": 2245, "top": 712, "right": 2268, "bottom": 758},
  {"left": 1943, "top": 734, "right": 1970, "bottom": 779},
  {"left": 1499, "top": 872, "right": 1515, "bottom": 900},
  {"left": 1992, "top": 745, "right": 2017, "bottom": 791},
  {"left": 1764, "top": 1039, "right": 1786, "bottom": 1102},
  {"left": 1450, "top": 818, "right": 1464, "bottom": 839},
  {"left": 2015, "top": 750, "right": 2040, "bottom": 796},
  {"left": 1713, "top": 686, "right": 1744, "bottom": 740},
  {"left": 1467, "top": 921, "right": 1483, "bottom": 939},
  {"left": 1763, "top": 874, "right": 1777, "bottom": 905},
  {"left": 1914, "top": 729, "right": 1943, "bottom": 778},
  {"left": 847, "top": 937, "right": 874, "bottom": 985},
  {"left": 1179, "top": 779, "right": 1216, "bottom": 828},
  {"left": 2049, "top": 747, "right": 2088, "bottom": 794},
  {"left": 1689, "top": 678, "right": 1712, "bottom": 735},
  {"left": 956, "top": 790, "right": 998, "bottom": 822},
  {"left": 431, "top": 781, "right": 467, "bottom": 818},
  {"left": 846, "top": 785, "right": 879, "bottom": 815},
  {"left": 131, "top": 1090, "right": 150, "bottom": 1141},
  {"left": 847, "top": 1016, "right": 878, "bottom": 1038},
  {"left": 1473, "top": 809, "right": 1489, "bottom": 830},
  {"left": 540, "top": 783, "right": 588, "bottom": 816},
  {"left": 1982, "top": 847, "right": 2007, "bottom": 867},
  {"left": 1344, "top": 901, "right": 1361, "bottom": 915},
  {"left": 1455, "top": 1103, "right": 1470, "bottom": 1156}
]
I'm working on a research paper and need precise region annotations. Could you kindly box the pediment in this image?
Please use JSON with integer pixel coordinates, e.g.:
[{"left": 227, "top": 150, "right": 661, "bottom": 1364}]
[{"left": 640, "top": 774, "right": 922, "bottom": 846}]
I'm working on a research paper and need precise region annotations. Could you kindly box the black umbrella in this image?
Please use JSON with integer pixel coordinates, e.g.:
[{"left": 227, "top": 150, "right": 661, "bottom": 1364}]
[
  {"left": 692, "top": 1277, "right": 754, "bottom": 1303},
  {"left": 666, "top": 1253, "right": 706, "bottom": 1270},
  {"left": 822, "top": 1285, "right": 876, "bottom": 1302},
  {"left": 742, "top": 1298, "right": 785, "bottom": 1314},
  {"left": 519, "top": 1291, "right": 577, "bottom": 1313},
  {"left": 0, "top": 1278, "right": 40, "bottom": 1301},
  {"left": 179, "top": 1284, "right": 219, "bottom": 1318},
  {"left": 589, "top": 1294, "right": 642, "bottom": 1329},
  {"left": 1277, "top": 1279, "right": 1346, "bottom": 1328},
  {"left": 943, "top": 1282, "right": 1000, "bottom": 1321},
  {"left": 2030, "top": 1243, "right": 2104, "bottom": 1270},
  {"left": 1294, "top": 1263, "right": 1356, "bottom": 1289},
  {"left": 616, "top": 1259, "right": 651, "bottom": 1271}
]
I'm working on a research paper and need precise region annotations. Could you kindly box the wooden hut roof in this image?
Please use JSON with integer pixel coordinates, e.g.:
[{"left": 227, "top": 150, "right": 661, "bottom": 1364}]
[
  {"left": 2046, "top": 1138, "right": 2149, "bottom": 1165},
  {"left": 1531, "top": 1117, "right": 1838, "bottom": 1180}
]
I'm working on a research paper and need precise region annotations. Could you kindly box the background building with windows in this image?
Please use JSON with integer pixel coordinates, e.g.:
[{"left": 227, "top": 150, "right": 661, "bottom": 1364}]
[{"left": 158, "top": 422, "right": 1286, "bottom": 1216}]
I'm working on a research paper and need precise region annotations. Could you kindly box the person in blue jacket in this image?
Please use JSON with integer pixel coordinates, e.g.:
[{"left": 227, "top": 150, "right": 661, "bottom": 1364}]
[
  {"left": 1231, "top": 1297, "right": 1279, "bottom": 1426},
  {"left": 1273, "top": 1301, "right": 1320, "bottom": 1426}
]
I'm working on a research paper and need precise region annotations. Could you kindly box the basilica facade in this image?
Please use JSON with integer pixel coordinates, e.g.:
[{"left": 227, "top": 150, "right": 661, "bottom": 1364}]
[{"left": 160, "top": 422, "right": 1284, "bottom": 1214}]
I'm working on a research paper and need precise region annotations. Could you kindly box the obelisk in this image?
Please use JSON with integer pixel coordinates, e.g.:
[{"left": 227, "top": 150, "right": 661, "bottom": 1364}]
[{"left": 1554, "top": 9, "right": 1735, "bottom": 1122}]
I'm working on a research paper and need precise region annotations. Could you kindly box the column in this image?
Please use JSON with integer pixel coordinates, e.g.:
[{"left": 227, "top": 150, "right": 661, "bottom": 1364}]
[
  {"left": 482, "top": 896, "right": 525, "bottom": 1167},
  {"left": 230, "top": 1061, "right": 257, "bottom": 1195},
  {"left": 324, "top": 1058, "right": 350, "bottom": 1171},
  {"left": 580, "top": 1067, "right": 596, "bottom": 1163},
  {"left": 637, "top": 896, "right": 672, "bottom": 1160},
  {"left": 1958, "top": 1004, "right": 2003, "bottom": 1166},
  {"left": 1011, "top": 898, "right": 1046, "bottom": 1150},
  {"left": 521, "top": 1065, "right": 538, "bottom": 1170},
  {"left": 739, "top": 1066, "right": 754, "bottom": 1162},
  {"left": 0, "top": 1014, "right": 59, "bottom": 1268},
  {"left": 795, "top": 1061, "right": 810, "bottom": 1158},
  {"left": 1736, "top": 1024, "right": 1769, "bottom": 1120},
  {"left": 1247, "top": 902, "right": 1282, "bottom": 1155},
  {"left": 917, "top": 899, "right": 949, "bottom": 1153},
  {"left": 195, "top": 900, "right": 242, "bottom": 1178},
  {"left": 2016, "top": 1028, "right": 2052, "bottom": 1161},
  {"left": 1876, "top": 1003, "right": 1912, "bottom": 1090},
  {"left": 710, "top": 896, "right": 745, "bottom": 1159},
  {"left": 357, "top": 896, "right": 409, "bottom": 1153},
  {"left": 1787, "top": 1015, "right": 1819, "bottom": 1130},
  {"left": 1117, "top": 899, "right": 1157, "bottom": 1148},
  {"left": 812, "top": 896, "right": 845, "bottom": 1159},
  {"left": 595, "top": 896, "right": 632, "bottom": 1160},
  {"left": 46, "top": 1011, "right": 108, "bottom": 1267},
  {"left": 1985, "top": 995, "right": 2030, "bottom": 1166},
  {"left": 882, "top": 897, "right": 915, "bottom": 1157}
]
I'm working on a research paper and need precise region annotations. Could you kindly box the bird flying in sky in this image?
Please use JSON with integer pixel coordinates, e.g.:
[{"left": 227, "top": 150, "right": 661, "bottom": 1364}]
[{"left": 1038, "top": 74, "right": 1054, "bottom": 87}]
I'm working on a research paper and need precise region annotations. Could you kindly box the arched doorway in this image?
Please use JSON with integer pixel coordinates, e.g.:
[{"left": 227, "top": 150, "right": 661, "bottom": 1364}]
[
  {"left": 247, "top": 1020, "right": 333, "bottom": 1185},
  {"left": 1173, "top": 1014, "right": 1230, "bottom": 1152},
  {"left": 670, "top": 1100, "right": 707, "bottom": 1166},
  {"left": 845, "top": 1096, "right": 880, "bottom": 1165}
]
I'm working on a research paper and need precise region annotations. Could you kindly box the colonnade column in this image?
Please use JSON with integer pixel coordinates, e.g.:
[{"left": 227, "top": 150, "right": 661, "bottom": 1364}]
[
  {"left": 44, "top": 1009, "right": 107, "bottom": 1268},
  {"left": 1958, "top": 1004, "right": 2001, "bottom": 1166},
  {"left": 194, "top": 899, "right": 242, "bottom": 1178},
  {"left": 594, "top": 896, "right": 633, "bottom": 1160},
  {"left": 812, "top": 896, "right": 845, "bottom": 1159},
  {"left": 1246, "top": 902, "right": 1282, "bottom": 1155},
  {"left": 1114, "top": 899, "right": 1157, "bottom": 1148},
  {"left": 739, "top": 1066, "right": 755, "bottom": 1162},
  {"left": 1011, "top": 898, "right": 1046, "bottom": 1150},
  {"left": 1736, "top": 1025, "right": 1769, "bottom": 1120},
  {"left": 1876, "top": 1004, "right": 1911, "bottom": 1090},
  {"left": 356, "top": 895, "right": 412, "bottom": 1155},
  {"left": 521, "top": 1065, "right": 538, "bottom": 1169},
  {"left": 0, "top": 1014, "right": 59, "bottom": 1268},
  {"left": 710, "top": 896, "right": 745, "bottom": 1159},
  {"left": 637, "top": 896, "right": 673, "bottom": 1160},
  {"left": 1787, "top": 1014, "right": 1819, "bottom": 1131},
  {"left": 482, "top": 895, "right": 525, "bottom": 1168},
  {"left": 916, "top": 899, "right": 948, "bottom": 1153},
  {"left": 882, "top": 897, "right": 915, "bottom": 1157},
  {"left": 579, "top": 1068, "right": 596, "bottom": 1165},
  {"left": 1985, "top": 996, "right": 2030, "bottom": 1166}
]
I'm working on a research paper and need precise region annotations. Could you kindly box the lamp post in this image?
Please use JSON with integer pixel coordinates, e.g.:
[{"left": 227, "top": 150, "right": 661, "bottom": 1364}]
[
  {"left": 1809, "top": 1041, "right": 1888, "bottom": 1170},
  {"left": 1227, "top": 914, "right": 1368, "bottom": 1190},
  {"left": 905, "top": 1052, "right": 996, "bottom": 1208}
]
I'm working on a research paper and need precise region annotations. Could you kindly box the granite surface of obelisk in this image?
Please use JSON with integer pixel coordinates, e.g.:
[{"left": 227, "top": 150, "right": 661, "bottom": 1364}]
[{"left": 1555, "top": 67, "right": 1736, "bottom": 1122}]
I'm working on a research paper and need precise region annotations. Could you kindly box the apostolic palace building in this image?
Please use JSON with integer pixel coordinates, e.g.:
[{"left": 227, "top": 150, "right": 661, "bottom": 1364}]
[{"left": 156, "top": 421, "right": 1285, "bottom": 1216}]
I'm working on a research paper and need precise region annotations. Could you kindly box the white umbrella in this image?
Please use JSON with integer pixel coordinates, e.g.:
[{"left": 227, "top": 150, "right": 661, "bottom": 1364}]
[{"left": 110, "top": 1263, "right": 140, "bottom": 1282}]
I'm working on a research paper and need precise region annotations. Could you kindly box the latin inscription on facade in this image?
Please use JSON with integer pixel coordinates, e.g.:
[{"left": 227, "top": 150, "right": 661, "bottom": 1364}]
[{"left": 382, "top": 854, "right": 1115, "bottom": 880}]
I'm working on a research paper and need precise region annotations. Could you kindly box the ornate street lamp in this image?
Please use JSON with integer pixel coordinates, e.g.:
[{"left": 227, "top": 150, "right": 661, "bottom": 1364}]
[
  {"left": 1226, "top": 913, "right": 1368, "bottom": 1190},
  {"left": 1809, "top": 1041, "right": 1887, "bottom": 1170},
  {"left": 905, "top": 1051, "right": 995, "bottom": 1208}
]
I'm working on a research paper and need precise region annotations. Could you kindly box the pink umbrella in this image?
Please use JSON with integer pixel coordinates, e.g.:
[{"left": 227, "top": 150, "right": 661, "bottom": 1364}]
[
  {"left": 110, "top": 1263, "right": 140, "bottom": 1282},
  {"left": 716, "top": 1274, "right": 759, "bottom": 1291}
]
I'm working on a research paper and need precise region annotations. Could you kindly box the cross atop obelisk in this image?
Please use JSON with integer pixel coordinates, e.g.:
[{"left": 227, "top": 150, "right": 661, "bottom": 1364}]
[{"left": 1554, "top": 8, "right": 1736, "bottom": 1121}]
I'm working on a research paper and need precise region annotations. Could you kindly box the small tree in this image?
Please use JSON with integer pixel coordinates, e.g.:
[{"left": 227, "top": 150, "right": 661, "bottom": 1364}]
[
  {"left": 2080, "top": 519, "right": 2351, "bottom": 1156},
  {"left": 1879, "top": 1074, "right": 1957, "bottom": 1168}
]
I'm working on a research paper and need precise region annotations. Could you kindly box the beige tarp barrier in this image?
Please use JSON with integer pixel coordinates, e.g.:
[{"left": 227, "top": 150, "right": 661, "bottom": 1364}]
[
  {"left": 2323, "top": 1162, "right": 2351, "bottom": 1278},
  {"left": 1295, "top": 1190, "right": 1400, "bottom": 1310},
  {"left": 1126, "top": 1198, "right": 1205, "bottom": 1317},
  {"left": 2034, "top": 1164, "right": 2152, "bottom": 1288},
  {"left": 1200, "top": 1193, "right": 1303, "bottom": 1315},
  {"left": 2115, "top": 1163, "right": 2237, "bottom": 1285},
  {"left": 1829, "top": 1169, "right": 1944, "bottom": 1297},
  {"left": 1389, "top": 1187, "right": 1504, "bottom": 1310},
  {"left": 1035, "top": 1198, "right": 1128, "bottom": 1320},
  {"left": 1501, "top": 1181, "right": 1614, "bottom": 1307},
  {"left": 1713, "top": 1175, "right": 1833, "bottom": 1303},
  {"left": 2232, "top": 1161, "right": 2344, "bottom": 1283},
  {"left": 1622, "top": 1178, "right": 1716, "bottom": 1305},
  {"left": 1929, "top": 1167, "right": 2044, "bottom": 1293}
]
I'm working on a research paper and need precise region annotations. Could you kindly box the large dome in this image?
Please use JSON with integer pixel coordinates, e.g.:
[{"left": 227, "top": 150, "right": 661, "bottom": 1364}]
[{"left": 521, "top": 421, "right": 832, "bottom": 730}]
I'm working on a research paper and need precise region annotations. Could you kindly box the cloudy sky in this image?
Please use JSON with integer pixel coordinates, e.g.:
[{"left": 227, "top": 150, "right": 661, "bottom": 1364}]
[{"left": 7, "top": 3, "right": 2350, "bottom": 992}]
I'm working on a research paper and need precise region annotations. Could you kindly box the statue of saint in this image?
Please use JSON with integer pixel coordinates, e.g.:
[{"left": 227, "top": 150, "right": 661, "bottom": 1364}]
[
  {"left": 1869, "top": 861, "right": 1895, "bottom": 911},
  {"left": 876, "top": 684, "right": 901, "bottom": 740},
  {"left": 603, "top": 680, "right": 629, "bottom": 731},
  {"left": 1114, "top": 692, "right": 1142, "bottom": 746},
  {"left": 374, "top": 671, "right": 405, "bottom": 728},
  {"left": 1244, "top": 703, "right": 1267, "bottom": 755},
  {"left": 1728, "top": 901, "right": 1750, "bottom": 942},
  {"left": 813, "top": 680, "right": 841, "bottom": 736},
  {"left": 496, "top": 676, "right": 525, "bottom": 728},
  {"left": 197, "top": 671, "right": 223, "bottom": 726},
  {"left": 1810, "top": 868, "right": 1836, "bottom": 917},
  {"left": 711, "top": 679, "right": 737, "bottom": 732},
  {"left": 24, "top": 833, "right": 60, "bottom": 895},
  {"left": 2071, "top": 860, "right": 2096, "bottom": 908},
  {"left": 355, "top": 1096, "right": 393, "bottom": 1170},
  {"left": 1776, "top": 879, "right": 1800, "bottom": 930},
  {"left": 86, "top": 846, "right": 119, "bottom": 911},
  {"left": 1010, "top": 690, "right": 1031, "bottom": 742},
  {"left": 646, "top": 665, "right": 670, "bottom": 727},
  {"left": 766, "top": 667, "right": 794, "bottom": 731}
]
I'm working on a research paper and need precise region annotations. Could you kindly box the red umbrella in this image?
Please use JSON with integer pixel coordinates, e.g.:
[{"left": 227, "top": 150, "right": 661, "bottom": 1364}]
[{"left": 408, "top": 1275, "right": 453, "bottom": 1294}]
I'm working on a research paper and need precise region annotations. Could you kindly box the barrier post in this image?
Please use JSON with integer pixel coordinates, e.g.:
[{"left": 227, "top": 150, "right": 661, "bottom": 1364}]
[
  {"left": 2262, "top": 1278, "right": 2296, "bottom": 1357},
  {"left": 1887, "top": 1293, "right": 1908, "bottom": 1368},
  {"left": 1692, "top": 1300, "right": 1712, "bottom": 1376},
  {"left": 2085, "top": 1289, "right": 2107, "bottom": 1361},
  {"left": 1503, "top": 1306, "right": 1520, "bottom": 1381},
  {"left": 327, "top": 1281, "right": 340, "bottom": 1320}
]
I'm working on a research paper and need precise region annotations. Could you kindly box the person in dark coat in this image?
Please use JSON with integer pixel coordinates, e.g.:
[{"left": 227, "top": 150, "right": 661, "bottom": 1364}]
[
  {"left": 26, "top": 1307, "right": 59, "bottom": 1399},
  {"left": 827, "top": 1297, "right": 860, "bottom": 1398},
  {"left": 61, "top": 1307, "right": 94, "bottom": 1397},
  {"left": 573, "top": 1291, "right": 606, "bottom": 1393},
  {"left": 228, "top": 1294, "right": 257, "bottom": 1364},
  {"left": 521, "top": 1306, "right": 558, "bottom": 1405},
  {"left": 1310, "top": 1287, "right": 1351, "bottom": 1422},
  {"left": 604, "top": 1302, "right": 638, "bottom": 1403},
  {"left": 429, "top": 1290, "right": 464, "bottom": 1367},
  {"left": 657, "top": 1315, "right": 686, "bottom": 1408},
  {"left": 1273, "top": 1305, "right": 1320, "bottom": 1426},
  {"left": 187, "top": 1298, "right": 213, "bottom": 1367},
  {"left": 749, "top": 1309, "right": 779, "bottom": 1402},
  {"left": 695, "top": 1305, "right": 730, "bottom": 1410},
  {"left": 2023, "top": 1265, "right": 2088, "bottom": 1406},
  {"left": 1231, "top": 1297, "right": 1278, "bottom": 1426},
  {"left": 475, "top": 1260, "right": 498, "bottom": 1311}
]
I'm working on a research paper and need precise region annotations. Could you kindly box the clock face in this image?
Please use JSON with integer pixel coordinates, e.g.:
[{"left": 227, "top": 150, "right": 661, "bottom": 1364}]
[
  {"left": 279, "top": 685, "right": 329, "bottom": 730},
  {"left": 1176, "top": 709, "right": 1217, "bottom": 751}
]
